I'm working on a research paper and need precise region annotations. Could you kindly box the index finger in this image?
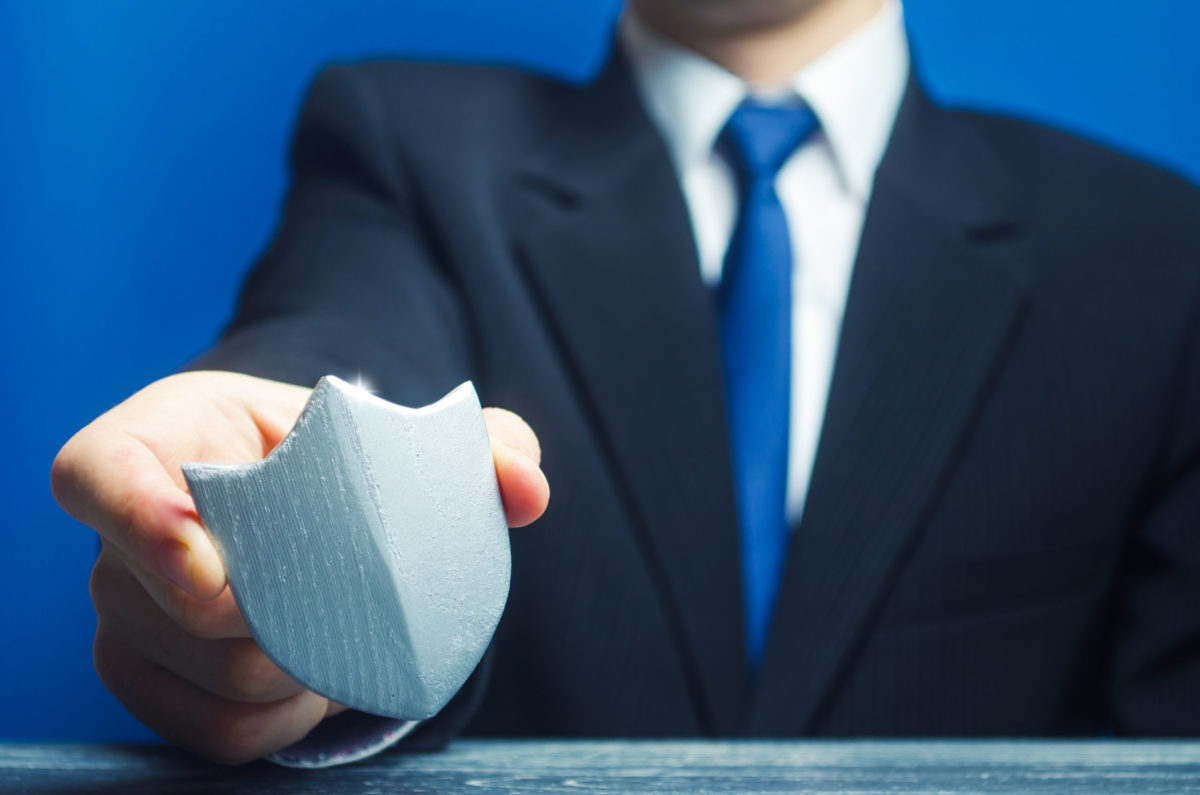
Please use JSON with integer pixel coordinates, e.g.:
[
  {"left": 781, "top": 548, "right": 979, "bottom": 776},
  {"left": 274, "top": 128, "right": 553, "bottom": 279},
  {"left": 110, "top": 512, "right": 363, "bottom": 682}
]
[{"left": 52, "top": 426, "right": 225, "bottom": 599}]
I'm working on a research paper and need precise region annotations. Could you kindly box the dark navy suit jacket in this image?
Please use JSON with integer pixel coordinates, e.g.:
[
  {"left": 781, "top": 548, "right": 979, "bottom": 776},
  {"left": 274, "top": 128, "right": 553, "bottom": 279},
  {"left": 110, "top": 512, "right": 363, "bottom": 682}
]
[{"left": 194, "top": 47, "right": 1200, "bottom": 742}]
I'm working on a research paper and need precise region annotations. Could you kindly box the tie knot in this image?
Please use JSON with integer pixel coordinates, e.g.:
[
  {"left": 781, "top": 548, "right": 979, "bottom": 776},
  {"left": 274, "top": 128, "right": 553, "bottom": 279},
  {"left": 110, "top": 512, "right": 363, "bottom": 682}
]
[{"left": 718, "top": 99, "right": 819, "bottom": 184}]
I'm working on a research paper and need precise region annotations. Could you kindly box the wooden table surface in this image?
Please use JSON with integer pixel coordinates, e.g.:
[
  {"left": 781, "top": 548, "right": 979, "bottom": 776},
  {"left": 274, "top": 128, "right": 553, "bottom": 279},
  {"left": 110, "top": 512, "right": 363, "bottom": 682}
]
[{"left": 3, "top": 740, "right": 1199, "bottom": 794}]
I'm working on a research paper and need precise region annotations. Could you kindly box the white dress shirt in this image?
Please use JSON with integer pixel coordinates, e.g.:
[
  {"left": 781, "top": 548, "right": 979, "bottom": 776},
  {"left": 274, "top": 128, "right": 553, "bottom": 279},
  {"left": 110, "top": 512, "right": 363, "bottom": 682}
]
[{"left": 621, "top": 2, "right": 910, "bottom": 523}]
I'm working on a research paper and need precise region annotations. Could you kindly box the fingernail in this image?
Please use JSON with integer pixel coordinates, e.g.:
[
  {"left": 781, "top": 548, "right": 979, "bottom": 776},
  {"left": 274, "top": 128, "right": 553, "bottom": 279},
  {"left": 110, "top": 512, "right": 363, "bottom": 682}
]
[
  {"left": 156, "top": 539, "right": 194, "bottom": 594},
  {"left": 495, "top": 442, "right": 550, "bottom": 497},
  {"left": 495, "top": 437, "right": 536, "bottom": 468}
]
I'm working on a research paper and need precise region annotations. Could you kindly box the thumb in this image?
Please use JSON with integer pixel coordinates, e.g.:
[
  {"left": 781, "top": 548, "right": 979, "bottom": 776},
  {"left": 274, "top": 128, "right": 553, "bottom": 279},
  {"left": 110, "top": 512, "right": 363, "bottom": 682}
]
[{"left": 52, "top": 428, "right": 227, "bottom": 599}]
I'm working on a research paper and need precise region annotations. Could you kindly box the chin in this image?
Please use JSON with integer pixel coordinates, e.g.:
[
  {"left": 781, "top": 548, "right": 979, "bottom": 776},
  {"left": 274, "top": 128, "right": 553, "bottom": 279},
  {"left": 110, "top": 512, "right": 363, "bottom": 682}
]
[{"left": 632, "top": 0, "right": 827, "bottom": 34}]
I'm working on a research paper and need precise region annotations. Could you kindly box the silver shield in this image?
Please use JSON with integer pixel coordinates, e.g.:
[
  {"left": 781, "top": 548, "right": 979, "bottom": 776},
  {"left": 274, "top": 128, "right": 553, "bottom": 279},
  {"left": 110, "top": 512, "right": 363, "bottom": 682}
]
[{"left": 182, "top": 376, "right": 511, "bottom": 720}]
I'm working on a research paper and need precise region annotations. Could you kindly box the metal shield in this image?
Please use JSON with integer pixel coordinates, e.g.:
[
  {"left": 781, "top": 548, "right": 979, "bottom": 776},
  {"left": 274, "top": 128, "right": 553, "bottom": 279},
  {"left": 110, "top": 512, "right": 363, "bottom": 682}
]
[{"left": 182, "top": 376, "right": 511, "bottom": 720}]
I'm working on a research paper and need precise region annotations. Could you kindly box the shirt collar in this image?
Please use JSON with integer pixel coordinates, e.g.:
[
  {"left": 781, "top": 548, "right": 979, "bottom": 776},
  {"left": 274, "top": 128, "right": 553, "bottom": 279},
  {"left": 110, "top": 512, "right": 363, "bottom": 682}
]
[{"left": 621, "top": 0, "right": 910, "bottom": 200}]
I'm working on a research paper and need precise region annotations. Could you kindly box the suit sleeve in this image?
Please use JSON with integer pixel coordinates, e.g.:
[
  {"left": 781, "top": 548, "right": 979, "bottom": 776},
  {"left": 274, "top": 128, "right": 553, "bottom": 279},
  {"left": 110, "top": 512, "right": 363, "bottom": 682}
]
[
  {"left": 1111, "top": 268, "right": 1200, "bottom": 734},
  {"left": 190, "top": 64, "right": 475, "bottom": 408},
  {"left": 188, "top": 65, "right": 491, "bottom": 757}
]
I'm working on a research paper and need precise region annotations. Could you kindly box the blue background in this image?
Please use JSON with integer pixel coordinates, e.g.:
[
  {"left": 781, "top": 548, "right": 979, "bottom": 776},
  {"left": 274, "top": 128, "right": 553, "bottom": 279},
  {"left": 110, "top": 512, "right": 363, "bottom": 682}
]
[{"left": 2, "top": 0, "right": 1198, "bottom": 742}]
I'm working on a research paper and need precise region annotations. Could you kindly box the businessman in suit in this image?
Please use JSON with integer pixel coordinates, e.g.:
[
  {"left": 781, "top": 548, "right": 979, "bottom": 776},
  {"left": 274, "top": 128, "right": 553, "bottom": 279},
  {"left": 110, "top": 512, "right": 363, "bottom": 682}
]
[{"left": 52, "top": 0, "right": 1200, "bottom": 765}]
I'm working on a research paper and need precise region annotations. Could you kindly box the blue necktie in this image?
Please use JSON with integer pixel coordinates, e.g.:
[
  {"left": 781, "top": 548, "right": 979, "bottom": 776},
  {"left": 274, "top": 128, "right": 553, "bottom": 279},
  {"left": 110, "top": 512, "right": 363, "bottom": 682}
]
[{"left": 717, "top": 99, "right": 818, "bottom": 670}]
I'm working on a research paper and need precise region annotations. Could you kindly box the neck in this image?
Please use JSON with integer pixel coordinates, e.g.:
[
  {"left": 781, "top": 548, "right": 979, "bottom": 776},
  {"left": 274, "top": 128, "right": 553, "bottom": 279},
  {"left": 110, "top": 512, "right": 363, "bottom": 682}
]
[{"left": 632, "top": 0, "right": 884, "bottom": 87}]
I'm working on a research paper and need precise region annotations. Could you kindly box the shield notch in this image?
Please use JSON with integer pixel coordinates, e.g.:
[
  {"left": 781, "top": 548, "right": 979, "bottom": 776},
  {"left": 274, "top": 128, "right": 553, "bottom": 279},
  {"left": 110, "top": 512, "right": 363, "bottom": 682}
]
[{"left": 183, "top": 376, "right": 510, "bottom": 720}]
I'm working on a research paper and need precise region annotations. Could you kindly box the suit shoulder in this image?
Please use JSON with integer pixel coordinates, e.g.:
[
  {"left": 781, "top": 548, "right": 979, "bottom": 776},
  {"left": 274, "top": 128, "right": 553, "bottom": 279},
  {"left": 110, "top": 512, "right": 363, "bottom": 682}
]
[
  {"left": 948, "top": 106, "right": 1200, "bottom": 230},
  {"left": 314, "top": 59, "right": 571, "bottom": 136},
  {"left": 355, "top": 58, "right": 565, "bottom": 93},
  {"left": 939, "top": 105, "right": 1200, "bottom": 319}
]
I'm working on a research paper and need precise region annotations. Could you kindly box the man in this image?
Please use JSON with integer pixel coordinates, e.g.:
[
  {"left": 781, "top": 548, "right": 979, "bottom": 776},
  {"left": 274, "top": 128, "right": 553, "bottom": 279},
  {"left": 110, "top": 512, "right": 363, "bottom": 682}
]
[{"left": 52, "top": 0, "right": 1200, "bottom": 766}]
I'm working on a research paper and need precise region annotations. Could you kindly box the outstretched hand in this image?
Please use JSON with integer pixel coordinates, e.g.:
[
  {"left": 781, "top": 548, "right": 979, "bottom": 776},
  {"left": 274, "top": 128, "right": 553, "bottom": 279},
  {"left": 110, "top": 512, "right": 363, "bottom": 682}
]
[{"left": 51, "top": 370, "right": 549, "bottom": 764}]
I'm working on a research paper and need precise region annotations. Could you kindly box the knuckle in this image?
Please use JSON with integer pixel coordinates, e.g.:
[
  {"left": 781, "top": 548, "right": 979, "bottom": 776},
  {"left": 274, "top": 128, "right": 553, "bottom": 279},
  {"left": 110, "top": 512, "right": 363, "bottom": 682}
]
[
  {"left": 92, "top": 632, "right": 117, "bottom": 684},
  {"left": 114, "top": 488, "right": 160, "bottom": 545},
  {"left": 486, "top": 409, "right": 542, "bottom": 464},
  {"left": 88, "top": 556, "right": 114, "bottom": 610},
  {"left": 88, "top": 551, "right": 135, "bottom": 626},
  {"left": 202, "top": 710, "right": 269, "bottom": 765},
  {"left": 173, "top": 602, "right": 224, "bottom": 640},
  {"left": 49, "top": 437, "right": 87, "bottom": 510},
  {"left": 92, "top": 631, "right": 134, "bottom": 699},
  {"left": 225, "top": 643, "right": 287, "bottom": 701},
  {"left": 167, "top": 593, "right": 236, "bottom": 640}
]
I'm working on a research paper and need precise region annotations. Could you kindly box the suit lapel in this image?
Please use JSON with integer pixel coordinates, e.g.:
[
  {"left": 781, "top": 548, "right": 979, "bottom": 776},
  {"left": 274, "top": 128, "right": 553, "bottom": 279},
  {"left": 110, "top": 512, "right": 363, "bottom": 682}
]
[
  {"left": 748, "top": 81, "right": 1033, "bottom": 733},
  {"left": 506, "top": 53, "right": 745, "bottom": 734},
  {"left": 505, "top": 57, "right": 1033, "bottom": 736}
]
